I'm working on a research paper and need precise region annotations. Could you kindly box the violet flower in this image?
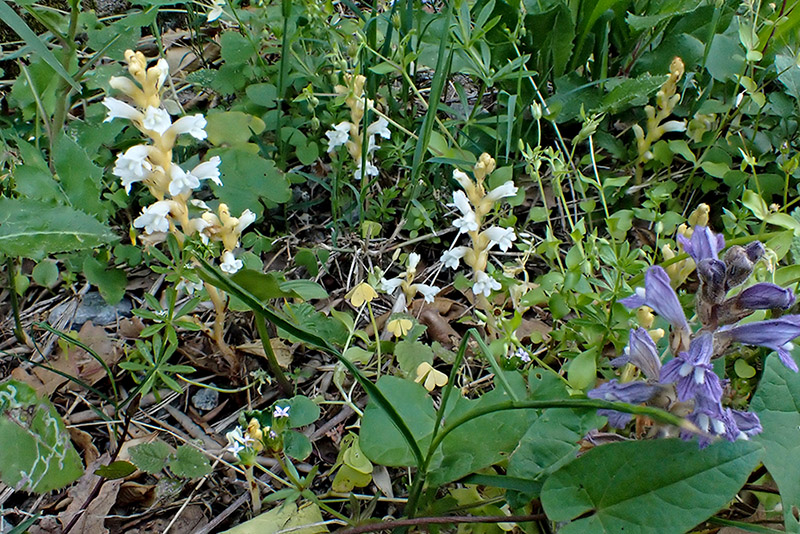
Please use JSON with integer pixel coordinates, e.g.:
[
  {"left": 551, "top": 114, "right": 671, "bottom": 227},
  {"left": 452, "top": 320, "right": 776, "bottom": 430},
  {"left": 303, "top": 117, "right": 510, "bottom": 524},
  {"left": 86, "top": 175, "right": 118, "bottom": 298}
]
[
  {"left": 677, "top": 225, "right": 725, "bottom": 262},
  {"left": 620, "top": 266, "right": 689, "bottom": 334},
  {"left": 717, "top": 315, "right": 800, "bottom": 372},
  {"left": 588, "top": 379, "right": 660, "bottom": 428},
  {"left": 659, "top": 334, "right": 722, "bottom": 403},
  {"left": 610, "top": 328, "right": 661, "bottom": 380},
  {"left": 681, "top": 395, "right": 738, "bottom": 449},
  {"left": 736, "top": 283, "right": 796, "bottom": 310}
]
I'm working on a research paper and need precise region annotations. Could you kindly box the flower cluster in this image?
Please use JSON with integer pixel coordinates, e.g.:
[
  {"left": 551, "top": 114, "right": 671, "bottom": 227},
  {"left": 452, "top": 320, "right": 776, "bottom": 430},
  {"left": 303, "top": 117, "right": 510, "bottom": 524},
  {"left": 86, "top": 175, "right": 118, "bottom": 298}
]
[
  {"left": 441, "top": 154, "right": 518, "bottom": 299},
  {"left": 591, "top": 223, "right": 799, "bottom": 448},
  {"left": 103, "top": 49, "right": 254, "bottom": 274},
  {"left": 225, "top": 404, "right": 291, "bottom": 460},
  {"left": 325, "top": 74, "right": 391, "bottom": 180},
  {"left": 379, "top": 253, "right": 440, "bottom": 304},
  {"left": 588, "top": 225, "right": 800, "bottom": 447}
]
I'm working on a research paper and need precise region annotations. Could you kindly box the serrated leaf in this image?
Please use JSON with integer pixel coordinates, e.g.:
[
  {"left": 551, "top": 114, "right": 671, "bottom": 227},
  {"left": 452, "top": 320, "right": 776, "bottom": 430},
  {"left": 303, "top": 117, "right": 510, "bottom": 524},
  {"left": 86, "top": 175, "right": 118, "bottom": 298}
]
[
  {"left": 0, "top": 198, "right": 116, "bottom": 260},
  {"left": 541, "top": 439, "right": 764, "bottom": 534},
  {"left": 751, "top": 353, "right": 800, "bottom": 532},
  {"left": 53, "top": 134, "right": 105, "bottom": 218},
  {"left": 129, "top": 441, "right": 171, "bottom": 474},
  {"left": 168, "top": 445, "right": 212, "bottom": 478},
  {"left": 599, "top": 74, "right": 665, "bottom": 113}
]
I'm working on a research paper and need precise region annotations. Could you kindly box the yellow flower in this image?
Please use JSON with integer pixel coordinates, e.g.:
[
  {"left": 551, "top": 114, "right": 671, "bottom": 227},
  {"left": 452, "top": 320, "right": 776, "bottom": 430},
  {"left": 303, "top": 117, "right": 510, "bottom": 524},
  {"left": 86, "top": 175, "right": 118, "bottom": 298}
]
[
  {"left": 415, "top": 362, "right": 448, "bottom": 391},
  {"left": 387, "top": 318, "right": 412, "bottom": 337},
  {"left": 348, "top": 282, "right": 378, "bottom": 307}
]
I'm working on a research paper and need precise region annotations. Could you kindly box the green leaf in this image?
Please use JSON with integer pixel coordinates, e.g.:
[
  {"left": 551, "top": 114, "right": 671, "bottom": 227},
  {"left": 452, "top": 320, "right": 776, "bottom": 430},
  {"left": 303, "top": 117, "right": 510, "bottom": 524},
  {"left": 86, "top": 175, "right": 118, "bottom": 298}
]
[
  {"left": 168, "top": 445, "right": 212, "bottom": 478},
  {"left": 53, "top": 134, "right": 105, "bottom": 218},
  {"left": 599, "top": 74, "right": 665, "bottom": 114},
  {"left": 129, "top": 441, "right": 172, "bottom": 474},
  {"left": 32, "top": 260, "right": 58, "bottom": 287},
  {"left": 0, "top": 198, "right": 116, "bottom": 260},
  {"left": 394, "top": 339, "right": 434, "bottom": 377},
  {"left": 360, "top": 376, "right": 436, "bottom": 467},
  {"left": 231, "top": 269, "right": 293, "bottom": 301},
  {"left": 12, "top": 165, "right": 66, "bottom": 203},
  {"left": 221, "top": 501, "right": 327, "bottom": 534},
  {"left": 751, "top": 353, "right": 800, "bottom": 532},
  {"left": 279, "top": 280, "right": 328, "bottom": 300},
  {"left": 95, "top": 460, "right": 137, "bottom": 479},
  {"left": 83, "top": 256, "right": 127, "bottom": 305},
  {"left": 213, "top": 148, "right": 291, "bottom": 216},
  {"left": 245, "top": 83, "right": 278, "bottom": 108},
  {"left": 742, "top": 189, "right": 770, "bottom": 219},
  {"left": 541, "top": 439, "right": 764, "bottom": 534},
  {"left": 706, "top": 33, "right": 746, "bottom": 82},
  {"left": 0, "top": 380, "right": 84, "bottom": 493},
  {"left": 287, "top": 395, "right": 321, "bottom": 428},
  {"left": 205, "top": 111, "right": 265, "bottom": 147},
  {"left": 507, "top": 408, "right": 605, "bottom": 501},
  {"left": 283, "top": 430, "right": 312, "bottom": 461}
]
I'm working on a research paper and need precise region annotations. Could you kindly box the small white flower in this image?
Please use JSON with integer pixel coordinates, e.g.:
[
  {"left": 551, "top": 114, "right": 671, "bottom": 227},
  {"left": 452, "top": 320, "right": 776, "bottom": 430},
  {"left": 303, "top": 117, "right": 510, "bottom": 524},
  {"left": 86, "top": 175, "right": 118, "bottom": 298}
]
[
  {"left": 190, "top": 156, "right": 223, "bottom": 186},
  {"left": 441, "top": 247, "right": 468, "bottom": 269},
  {"left": 379, "top": 276, "right": 404, "bottom": 295},
  {"left": 169, "top": 114, "right": 208, "bottom": 140},
  {"left": 142, "top": 106, "right": 172, "bottom": 135},
  {"left": 176, "top": 278, "right": 204, "bottom": 295},
  {"left": 354, "top": 160, "right": 379, "bottom": 180},
  {"left": 168, "top": 164, "right": 201, "bottom": 196},
  {"left": 473, "top": 271, "right": 501, "bottom": 297},
  {"left": 102, "top": 97, "right": 141, "bottom": 123},
  {"left": 482, "top": 226, "right": 517, "bottom": 252},
  {"left": 452, "top": 169, "right": 472, "bottom": 190},
  {"left": 450, "top": 191, "right": 479, "bottom": 233},
  {"left": 134, "top": 200, "right": 173, "bottom": 234},
  {"left": 220, "top": 251, "right": 243, "bottom": 274},
  {"left": 225, "top": 427, "right": 247, "bottom": 455},
  {"left": 273, "top": 405, "right": 290, "bottom": 418},
  {"left": 325, "top": 121, "right": 351, "bottom": 152},
  {"left": 236, "top": 209, "right": 256, "bottom": 233},
  {"left": 407, "top": 253, "right": 421, "bottom": 271},
  {"left": 415, "top": 284, "right": 440, "bottom": 303},
  {"left": 113, "top": 145, "right": 153, "bottom": 193},
  {"left": 485, "top": 180, "right": 518, "bottom": 202},
  {"left": 367, "top": 116, "right": 391, "bottom": 139},
  {"left": 207, "top": 0, "right": 225, "bottom": 21}
]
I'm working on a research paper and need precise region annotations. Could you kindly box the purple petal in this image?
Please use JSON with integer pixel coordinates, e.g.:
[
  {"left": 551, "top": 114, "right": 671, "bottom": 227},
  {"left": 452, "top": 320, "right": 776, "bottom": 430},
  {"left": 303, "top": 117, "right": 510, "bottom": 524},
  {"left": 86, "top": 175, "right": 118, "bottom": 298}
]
[
  {"left": 588, "top": 379, "right": 659, "bottom": 404},
  {"left": 719, "top": 316, "right": 800, "bottom": 371},
  {"left": 644, "top": 266, "right": 689, "bottom": 330},
  {"left": 731, "top": 410, "right": 762, "bottom": 438},
  {"left": 681, "top": 226, "right": 725, "bottom": 262},
  {"left": 626, "top": 328, "right": 662, "bottom": 380},
  {"left": 737, "top": 283, "right": 796, "bottom": 310},
  {"left": 598, "top": 409, "right": 633, "bottom": 429}
]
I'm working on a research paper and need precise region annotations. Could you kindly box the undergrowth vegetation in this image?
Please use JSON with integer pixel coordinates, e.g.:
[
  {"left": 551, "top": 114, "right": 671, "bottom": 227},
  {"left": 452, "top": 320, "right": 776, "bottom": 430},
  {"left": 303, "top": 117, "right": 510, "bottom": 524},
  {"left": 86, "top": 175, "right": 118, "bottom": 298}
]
[{"left": 3, "top": 0, "right": 800, "bottom": 532}]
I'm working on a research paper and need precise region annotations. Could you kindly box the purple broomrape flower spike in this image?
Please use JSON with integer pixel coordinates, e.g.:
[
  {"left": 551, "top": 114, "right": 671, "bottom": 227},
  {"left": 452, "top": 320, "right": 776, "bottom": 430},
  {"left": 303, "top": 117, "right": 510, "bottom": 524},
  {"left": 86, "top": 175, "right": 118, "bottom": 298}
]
[
  {"left": 620, "top": 266, "right": 689, "bottom": 333},
  {"left": 681, "top": 395, "right": 738, "bottom": 449},
  {"left": 678, "top": 225, "right": 725, "bottom": 263},
  {"left": 659, "top": 334, "right": 723, "bottom": 403},
  {"left": 588, "top": 379, "right": 659, "bottom": 428},
  {"left": 730, "top": 410, "right": 762, "bottom": 440},
  {"left": 718, "top": 315, "right": 800, "bottom": 372},
  {"left": 736, "top": 283, "right": 796, "bottom": 310},
  {"left": 610, "top": 328, "right": 661, "bottom": 380}
]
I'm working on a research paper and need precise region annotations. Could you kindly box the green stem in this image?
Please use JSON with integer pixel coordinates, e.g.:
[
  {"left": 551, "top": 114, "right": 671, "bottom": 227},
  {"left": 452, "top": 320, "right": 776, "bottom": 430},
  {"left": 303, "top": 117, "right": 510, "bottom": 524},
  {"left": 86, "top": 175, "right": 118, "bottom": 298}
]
[
  {"left": 367, "top": 301, "right": 382, "bottom": 377},
  {"left": 254, "top": 314, "right": 293, "bottom": 396},
  {"left": 6, "top": 258, "right": 28, "bottom": 346}
]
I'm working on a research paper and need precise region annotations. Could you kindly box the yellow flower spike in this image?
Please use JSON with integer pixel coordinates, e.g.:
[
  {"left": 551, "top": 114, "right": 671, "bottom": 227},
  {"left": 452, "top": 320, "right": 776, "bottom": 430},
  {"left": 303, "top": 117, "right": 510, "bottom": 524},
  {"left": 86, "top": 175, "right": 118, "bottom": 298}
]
[
  {"left": 348, "top": 282, "right": 378, "bottom": 307},
  {"left": 687, "top": 204, "right": 710, "bottom": 227},
  {"left": 415, "top": 362, "right": 448, "bottom": 391},
  {"left": 636, "top": 306, "right": 655, "bottom": 329},
  {"left": 387, "top": 318, "right": 412, "bottom": 338}
]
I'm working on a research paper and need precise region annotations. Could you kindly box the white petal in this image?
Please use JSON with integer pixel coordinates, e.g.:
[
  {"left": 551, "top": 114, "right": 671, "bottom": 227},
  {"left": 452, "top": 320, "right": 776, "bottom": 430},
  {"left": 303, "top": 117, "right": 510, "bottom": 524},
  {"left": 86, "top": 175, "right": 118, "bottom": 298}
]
[
  {"left": 170, "top": 114, "right": 208, "bottom": 140},
  {"left": 485, "top": 181, "right": 518, "bottom": 202},
  {"left": 142, "top": 106, "right": 172, "bottom": 135},
  {"left": 102, "top": 97, "right": 141, "bottom": 122}
]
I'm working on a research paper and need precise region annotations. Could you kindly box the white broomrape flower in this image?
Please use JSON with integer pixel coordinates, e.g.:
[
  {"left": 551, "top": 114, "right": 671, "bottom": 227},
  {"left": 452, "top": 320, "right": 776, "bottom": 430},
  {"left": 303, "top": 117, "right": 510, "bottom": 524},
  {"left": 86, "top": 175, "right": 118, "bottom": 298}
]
[
  {"left": 367, "top": 116, "right": 391, "bottom": 139},
  {"left": 452, "top": 169, "right": 472, "bottom": 190},
  {"left": 415, "top": 284, "right": 440, "bottom": 303},
  {"left": 220, "top": 251, "right": 243, "bottom": 274},
  {"left": 169, "top": 114, "right": 208, "bottom": 140},
  {"left": 151, "top": 58, "right": 170, "bottom": 91},
  {"left": 325, "top": 121, "right": 351, "bottom": 152},
  {"left": 168, "top": 165, "right": 201, "bottom": 197},
  {"left": 207, "top": 0, "right": 225, "bottom": 21},
  {"left": 354, "top": 160, "right": 379, "bottom": 181},
  {"left": 485, "top": 180, "right": 518, "bottom": 202},
  {"left": 379, "top": 277, "right": 404, "bottom": 295},
  {"left": 473, "top": 271, "right": 501, "bottom": 297},
  {"left": 450, "top": 190, "right": 478, "bottom": 233},
  {"left": 235, "top": 209, "right": 256, "bottom": 233},
  {"left": 483, "top": 226, "right": 517, "bottom": 252},
  {"left": 113, "top": 145, "right": 153, "bottom": 193},
  {"left": 134, "top": 200, "right": 173, "bottom": 234},
  {"left": 441, "top": 246, "right": 468, "bottom": 269},
  {"left": 142, "top": 106, "right": 172, "bottom": 135},
  {"left": 190, "top": 156, "right": 223, "bottom": 186},
  {"left": 102, "top": 97, "right": 141, "bottom": 123}
]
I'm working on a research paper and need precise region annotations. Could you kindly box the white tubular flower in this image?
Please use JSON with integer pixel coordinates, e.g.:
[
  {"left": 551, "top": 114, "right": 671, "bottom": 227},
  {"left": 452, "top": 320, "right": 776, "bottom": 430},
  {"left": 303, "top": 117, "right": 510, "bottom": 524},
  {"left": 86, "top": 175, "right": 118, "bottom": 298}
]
[
  {"left": 108, "top": 77, "right": 140, "bottom": 99},
  {"left": 379, "top": 277, "right": 404, "bottom": 295},
  {"left": 452, "top": 169, "right": 472, "bottom": 190},
  {"left": 450, "top": 190, "right": 478, "bottom": 233},
  {"left": 483, "top": 226, "right": 517, "bottom": 252},
  {"left": 473, "top": 271, "right": 501, "bottom": 297},
  {"left": 485, "top": 180, "right": 518, "bottom": 202},
  {"left": 152, "top": 58, "right": 170, "bottom": 91},
  {"left": 190, "top": 199, "right": 212, "bottom": 211},
  {"left": 190, "top": 156, "right": 223, "bottom": 186},
  {"left": 367, "top": 116, "right": 391, "bottom": 139},
  {"left": 113, "top": 145, "right": 153, "bottom": 193},
  {"left": 170, "top": 114, "right": 208, "bottom": 140},
  {"left": 325, "top": 121, "right": 351, "bottom": 152},
  {"left": 220, "top": 251, "right": 243, "bottom": 274},
  {"left": 142, "top": 106, "right": 172, "bottom": 135},
  {"left": 235, "top": 209, "right": 256, "bottom": 234},
  {"left": 354, "top": 160, "right": 379, "bottom": 181},
  {"left": 168, "top": 165, "right": 201, "bottom": 197},
  {"left": 207, "top": 0, "right": 225, "bottom": 21},
  {"left": 102, "top": 97, "right": 141, "bottom": 123},
  {"left": 407, "top": 252, "right": 421, "bottom": 271},
  {"left": 186, "top": 217, "right": 211, "bottom": 243},
  {"left": 660, "top": 120, "right": 687, "bottom": 133},
  {"left": 415, "top": 284, "right": 440, "bottom": 303},
  {"left": 441, "top": 246, "right": 468, "bottom": 270},
  {"left": 134, "top": 200, "right": 173, "bottom": 234}
]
